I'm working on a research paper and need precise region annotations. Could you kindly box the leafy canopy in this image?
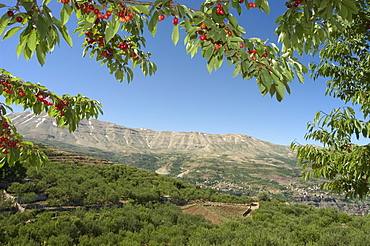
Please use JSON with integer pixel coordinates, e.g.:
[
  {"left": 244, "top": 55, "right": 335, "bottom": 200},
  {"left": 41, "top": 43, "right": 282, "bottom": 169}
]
[{"left": 292, "top": 1, "right": 370, "bottom": 199}]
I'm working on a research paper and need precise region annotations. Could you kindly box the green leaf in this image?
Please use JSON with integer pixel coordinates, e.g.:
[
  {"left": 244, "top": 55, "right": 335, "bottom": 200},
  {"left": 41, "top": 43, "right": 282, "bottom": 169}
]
[
  {"left": 26, "top": 29, "right": 37, "bottom": 52},
  {"left": 184, "top": 17, "right": 191, "bottom": 30},
  {"left": 105, "top": 20, "right": 120, "bottom": 43},
  {"left": 232, "top": 64, "right": 241, "bottom": 78},
  {"left": 16, "top": 36, "right": 27, "bottom": 57},
  {"left": 172, "top": 24, "right": 179, "bottom": 46},
  {"left": 225, "top": 50, "right": 236, "bottom": 57},
  {"left": 342, "top": 0, "right": 358, "bottom": 13},
  {"left": 282, "top": 69, "right": 293, "bottom": 82},
  {"left": 258, "top": 0, "right": 270, "bottom": 14},
  {"left": 228, "top": 14, "right": 238, "bottom": 29},
  {"left": 60, "top": 3, "right": 71, "bottom": 25},
  {"left": 275, "top": 82, "right": 285, "bottom": 102},
  {"left": 131, "top": 5, "right": 150, "bottom": 15},
  {"left": 189, "top": 40, "right": 200, "bottom": 57},
  {"left": 36, "top": 15, "right": 49, "bottom": 40},
  {"left": 36, "top": 45, "right": 46, "bottom": 66},
  {"left": 207, "top": 56, "right": 215, "bottom": 73},
  {"left": 0, "top": 13, "right": 9, "bottom": 37},
  {"left": 56, "top": 25, "right": 72, "bottom": 47},
  {"left": 148, "top": 11, "right": 159, "bottom": 36},
  {"left": 260, "top": 69, "right": 272, "bottom": 90},
  {"left": 229, "top": 36, "right": 244, "bottom": 43},
  {"left": 0, "top": 4, "right": 6, "bottom": 8},
  {"left": 204, "top": 46, "right": 214, "bottom": 60},
  {"left": 2, "top": 26, "right": 22, "bottom": 40},
  {"left": 23, "top": 45, "right": 33, "bottom": 60}
]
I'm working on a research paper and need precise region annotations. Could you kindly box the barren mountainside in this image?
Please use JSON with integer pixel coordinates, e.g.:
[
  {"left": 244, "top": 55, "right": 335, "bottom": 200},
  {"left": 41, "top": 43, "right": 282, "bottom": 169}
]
[{"left": 7, "top": 111, "right": 294, "bottom": 159}]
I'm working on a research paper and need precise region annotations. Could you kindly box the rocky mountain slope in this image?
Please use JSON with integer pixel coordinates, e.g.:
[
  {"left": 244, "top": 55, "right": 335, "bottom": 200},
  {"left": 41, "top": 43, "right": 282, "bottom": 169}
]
[
  {"left": 7, "top": 111, "right": 293, "bottom": 158},
  {"left": 7, "top": 111, "right": 297, "bottom": 185}
]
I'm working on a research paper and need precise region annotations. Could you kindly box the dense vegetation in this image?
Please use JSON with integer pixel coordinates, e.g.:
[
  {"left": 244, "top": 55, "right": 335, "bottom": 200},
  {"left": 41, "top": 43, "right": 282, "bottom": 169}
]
[
  {"left": 4, "top": 162, "right": 250, "bottom": 206},
  {"left": 23, "top": 139, "right": 303, "bottom": 200},
  {"left": 1, "top": 199, "right": 370, "bottom": 245},
  {"left": 1, "top": 151, "right": 370, "bottom": 245}
]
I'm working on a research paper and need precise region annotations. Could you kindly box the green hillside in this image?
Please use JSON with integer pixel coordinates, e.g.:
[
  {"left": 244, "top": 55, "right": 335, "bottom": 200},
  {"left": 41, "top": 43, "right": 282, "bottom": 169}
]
[{"left": 2, "top": 147, "right": 370, "bottom": 245}]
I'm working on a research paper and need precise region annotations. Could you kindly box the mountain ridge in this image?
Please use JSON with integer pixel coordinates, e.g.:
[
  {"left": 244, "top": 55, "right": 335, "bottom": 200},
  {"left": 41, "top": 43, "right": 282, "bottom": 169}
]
[{"left": 7, "top": 111, "right": 294, "bottom": 160}]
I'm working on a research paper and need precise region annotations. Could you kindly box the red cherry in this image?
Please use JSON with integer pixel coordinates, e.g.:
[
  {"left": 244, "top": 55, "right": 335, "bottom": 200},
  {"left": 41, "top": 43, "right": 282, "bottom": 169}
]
[
  {"left": 240, "top": 43, "right": 244, "bottom": 48},
  {"left": 198, "top": 30, "right": 204, "bottom": 35},
  {"left": 217, "top": 3, "right": 222, "bottom": 8},
  {"left": 88, "top": 5, "right": 94, "bottom": 10},
  {"left": 106, "top": 11, "right": 111, "bottom": 16},
  {"left": 200, "top": 23, "right": 206, "bottom": 29},
  {"left": 172, "top": 17, "right": 178, "bottom": 25},
  {"left": 158, "top": 15, "right": 165, "bottom": 21},
  {"left": 214, "top": 44, "right": 220, "bottom": 50},
  {"left": 7, "top": 11, "right": 14, "bottom": 17},
  {"left": 102, "top": 51, "right": 108, "bottom": 57},
  {"left": 262, "top": 53, "right": 268, "bottom": 57},
  {"left": 94, "top": 9, "right": 99, "bottom": 14},
  {"left": 252, "top": 56, "right": 257, "bottom": 60},
  {"left": 200, "top": 35, "right": 207, "bottom": 41},
  {"left": 239, "top": 0, "right": 244, "bottom": 3},
  {"left": 16, "top": 16, "right": 23, "bottom": 23}
]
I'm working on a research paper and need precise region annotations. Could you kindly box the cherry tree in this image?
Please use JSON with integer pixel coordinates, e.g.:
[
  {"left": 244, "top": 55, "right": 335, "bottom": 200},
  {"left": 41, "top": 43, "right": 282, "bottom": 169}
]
[{"left": 0, "top": 0, "right": 367, "bottom": 197}]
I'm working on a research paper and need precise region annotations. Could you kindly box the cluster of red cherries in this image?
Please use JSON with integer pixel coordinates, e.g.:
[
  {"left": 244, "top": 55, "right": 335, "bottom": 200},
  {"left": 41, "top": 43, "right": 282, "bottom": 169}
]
[
  {"left": 0, "top": 120, "right": 21, "bottom": 154},
  {"left": 7, "top": 10, "right": 23, "bottom": 22},
  {"left": 35, "top": 91, "right": 53, "bottom": 106},
  {"left": 287, "top": 0, "right": 302, "bottom": 8},
  {"left": 215, "top": 3, "right": 226, "bottom": 15},
  {"left": 1, "top": 79, "right": 13, "bottom": 94},
  {"left": 55, "top": 100, "right": 69, "bottom": 116},
  {"left": 117, "top": 41, "right": 139, "bottom": 59}
]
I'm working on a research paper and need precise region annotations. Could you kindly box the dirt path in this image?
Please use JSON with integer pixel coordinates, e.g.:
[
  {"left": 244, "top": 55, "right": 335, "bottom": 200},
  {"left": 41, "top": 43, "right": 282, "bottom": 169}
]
[
  {"left": 182, "top": 204, "right": 223, "bottom": 224},
  {"left": 182, "top": 202, "right": 259, "bottom": 224}
]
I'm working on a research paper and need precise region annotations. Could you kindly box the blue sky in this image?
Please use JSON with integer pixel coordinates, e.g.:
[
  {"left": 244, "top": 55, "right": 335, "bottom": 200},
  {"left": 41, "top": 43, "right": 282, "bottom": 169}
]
[{"left": 0, "top": 1, "right": 346, "bottom": 146}]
